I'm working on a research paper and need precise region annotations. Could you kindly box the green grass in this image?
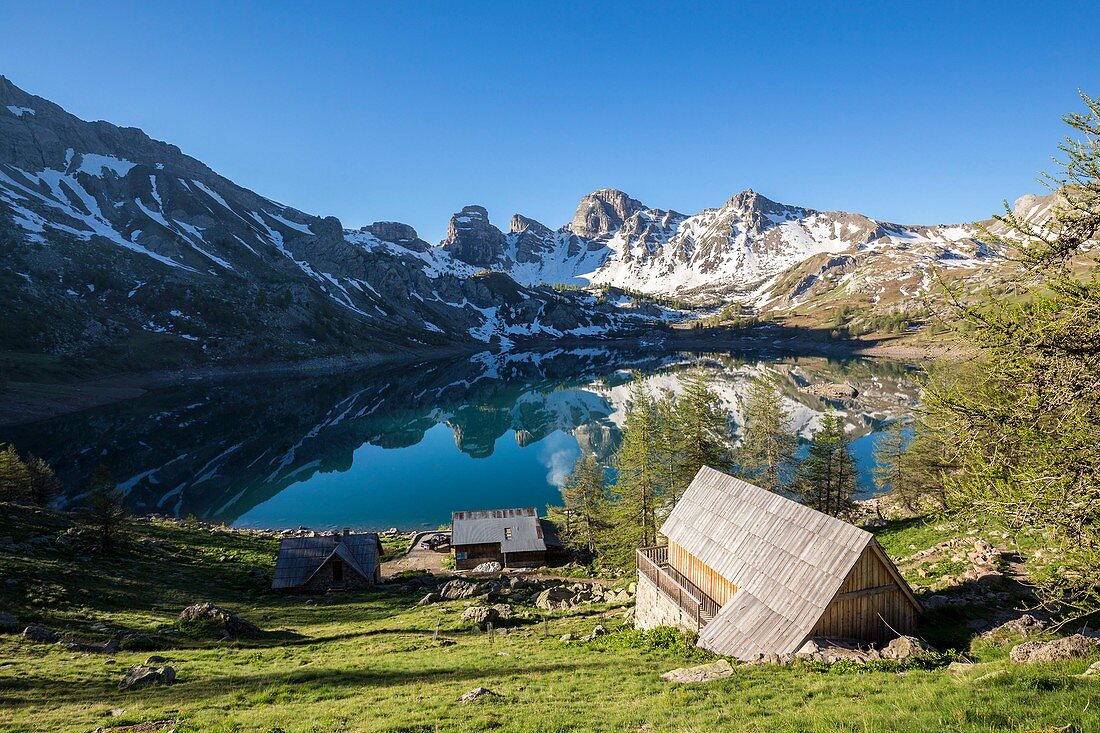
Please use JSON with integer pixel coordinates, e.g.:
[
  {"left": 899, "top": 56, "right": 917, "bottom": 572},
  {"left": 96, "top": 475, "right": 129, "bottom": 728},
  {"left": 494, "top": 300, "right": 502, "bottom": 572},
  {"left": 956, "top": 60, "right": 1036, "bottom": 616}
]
[{"left": 0, "top": 504, "right": 1098, "bottom": 733}]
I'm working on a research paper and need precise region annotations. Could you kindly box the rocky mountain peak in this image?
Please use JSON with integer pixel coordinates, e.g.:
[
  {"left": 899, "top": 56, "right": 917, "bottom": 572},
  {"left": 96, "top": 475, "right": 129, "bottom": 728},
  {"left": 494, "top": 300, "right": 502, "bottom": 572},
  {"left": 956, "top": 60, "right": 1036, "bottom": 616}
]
[
  {"left": 441, "top": 205, "right": 506, "bottom": 266},
  {"left": 362, "top": 221, "right": 428, "bottom": 251},
  {"left": 510, "top": 214, "right": 552, "bottom": 237},
  {"left": 567, "top": 188, "right": 647, "bottom": 239}
]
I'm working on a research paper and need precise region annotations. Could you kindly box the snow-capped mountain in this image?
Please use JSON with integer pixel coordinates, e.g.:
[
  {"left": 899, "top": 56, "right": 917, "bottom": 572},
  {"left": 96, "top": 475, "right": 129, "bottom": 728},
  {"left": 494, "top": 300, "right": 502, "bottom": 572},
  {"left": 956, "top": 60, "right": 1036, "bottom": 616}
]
[
  {"left": 444, "top": 187, "right": 1006, "bottom": 310},
  {"left": 0, "top": 76, "right": 641, "bottom": 365},
  {"left": 0, "top": 75, "right": 1034, "bottom": 370}
]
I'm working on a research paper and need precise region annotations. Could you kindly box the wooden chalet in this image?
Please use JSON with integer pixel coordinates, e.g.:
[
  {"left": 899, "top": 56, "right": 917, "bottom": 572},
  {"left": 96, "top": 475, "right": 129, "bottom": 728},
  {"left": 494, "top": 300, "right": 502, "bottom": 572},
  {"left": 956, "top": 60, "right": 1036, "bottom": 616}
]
[
  {"left": 635, "top": 467, "right": 922, "bottom": 660},
  {"left": 451, "top": 507, "right": 554, "bottom": 570},
  {"left": 271, "top": 530, "right": 382, "bottom": 592}
]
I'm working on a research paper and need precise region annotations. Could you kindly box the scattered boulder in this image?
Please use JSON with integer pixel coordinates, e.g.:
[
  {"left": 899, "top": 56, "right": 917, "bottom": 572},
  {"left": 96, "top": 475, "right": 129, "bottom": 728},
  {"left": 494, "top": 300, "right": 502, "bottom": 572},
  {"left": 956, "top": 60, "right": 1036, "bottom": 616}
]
[
  {"left": 472, "top": 561, "right": 502, "bottom": 573},
  {"left": 661, "top": 659, "right": 734, "bottom": 683},
  {"left": 21, "top": 626, "right": 57, "bottom": 643},
  {"left": 580, "top": 624, "right": 609, "bottom": 642},
  {"left": 462, "top": 606, "right": 500, "bottom": 628},
  {"left": 439, "top": 580, "right": 479, "bottom": 601},
  {"left": 118, "top": 664, "right": 176, "bottom": 691},
  {"left": 535, "top": 586, "right": 576, "bottom": 610},
  {"left": 1010, "top": 634, "right": 1100, "bottom": 663},
  {"left": 178, "top": 603, "right": 259, "bottom": 637},
  {"left": 417, "top": 592, "right": 441, "bottom": 606},
  {"left": 881, "top": 635, "right": 936, "bottom": 661},
  {"left": 559, "top": 633, "right": 574, "bottom": 643},
  {"left": 145, "top": 655, "right": 168, "bottom": 665},
  {"left": 982, "top": 614, "right": 1047, "bottom": 640},
  {"left": 458, "top": 686, "right": 499, "bottom": 703},
  {"left": 793, "top": 637, "right": 881, "bottom": 664},
  {"left": 62, "top": 636, "right": 121, "bottom": 654},
  {"left": 0, "top": 612, "right": 20, "bottom": 633}
]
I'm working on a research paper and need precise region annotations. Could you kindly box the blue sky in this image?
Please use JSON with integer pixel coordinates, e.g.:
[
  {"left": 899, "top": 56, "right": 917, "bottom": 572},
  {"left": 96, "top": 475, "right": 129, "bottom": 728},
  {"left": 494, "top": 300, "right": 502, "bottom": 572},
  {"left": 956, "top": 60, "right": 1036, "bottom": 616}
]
[{"left": 1, "top": 1, "right": 1096, "bottom": 241}]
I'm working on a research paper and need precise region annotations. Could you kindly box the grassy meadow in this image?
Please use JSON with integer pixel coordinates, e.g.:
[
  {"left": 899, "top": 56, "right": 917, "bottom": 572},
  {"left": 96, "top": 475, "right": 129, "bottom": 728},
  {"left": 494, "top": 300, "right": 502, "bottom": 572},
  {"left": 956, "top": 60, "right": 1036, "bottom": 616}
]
[{"left": 0, "top": 505, "right": 1097, "bottom": 733}]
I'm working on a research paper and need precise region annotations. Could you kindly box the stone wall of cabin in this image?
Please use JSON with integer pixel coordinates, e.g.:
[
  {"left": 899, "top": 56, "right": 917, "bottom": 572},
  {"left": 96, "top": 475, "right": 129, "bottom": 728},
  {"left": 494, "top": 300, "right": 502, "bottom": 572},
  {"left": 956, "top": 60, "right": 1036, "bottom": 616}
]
[{"left": 634, "top": 571, "right": 701, "bottom": 635}]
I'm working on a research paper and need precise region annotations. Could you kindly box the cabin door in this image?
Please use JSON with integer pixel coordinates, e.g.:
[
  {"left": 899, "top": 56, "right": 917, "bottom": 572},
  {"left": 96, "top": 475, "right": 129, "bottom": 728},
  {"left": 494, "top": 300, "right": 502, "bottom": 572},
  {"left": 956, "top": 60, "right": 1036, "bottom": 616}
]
[{"left": 332, "top": 560, "right": 344, "bottom": 582}]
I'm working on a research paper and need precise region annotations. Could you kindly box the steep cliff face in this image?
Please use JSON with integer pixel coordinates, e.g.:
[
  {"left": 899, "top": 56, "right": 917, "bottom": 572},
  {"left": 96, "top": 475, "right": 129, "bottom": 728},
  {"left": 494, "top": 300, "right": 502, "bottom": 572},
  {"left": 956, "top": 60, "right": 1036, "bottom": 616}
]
[
  {"left": 441, "top": 205, "right": 507, "bottom": 266},
  {"left": 567, "top": 189, "right": 648, "bottom": 238}
]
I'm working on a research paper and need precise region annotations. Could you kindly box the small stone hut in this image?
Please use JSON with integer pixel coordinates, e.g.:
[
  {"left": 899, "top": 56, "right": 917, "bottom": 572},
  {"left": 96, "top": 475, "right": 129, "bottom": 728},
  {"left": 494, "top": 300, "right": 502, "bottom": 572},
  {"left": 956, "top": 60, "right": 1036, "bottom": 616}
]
[
  {"left": 272, "top": 530, "right": 382, "bottom": 592},
  {"left": 635, "top": 467, "right": 922, "bottom": 660}
]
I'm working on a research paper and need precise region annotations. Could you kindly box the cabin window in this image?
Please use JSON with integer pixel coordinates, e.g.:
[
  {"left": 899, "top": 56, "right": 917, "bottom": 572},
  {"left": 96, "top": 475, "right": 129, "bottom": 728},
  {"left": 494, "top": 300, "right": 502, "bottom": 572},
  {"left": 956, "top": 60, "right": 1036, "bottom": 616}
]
[
  {"left": 332, "top": 560, "right": 344, "bottom": 582},
  {"left": 456, "top": 551, "right": 468, "bottom": 560},
  {"left": 504, "top": 527, "right": 512, "bottom": 541}
]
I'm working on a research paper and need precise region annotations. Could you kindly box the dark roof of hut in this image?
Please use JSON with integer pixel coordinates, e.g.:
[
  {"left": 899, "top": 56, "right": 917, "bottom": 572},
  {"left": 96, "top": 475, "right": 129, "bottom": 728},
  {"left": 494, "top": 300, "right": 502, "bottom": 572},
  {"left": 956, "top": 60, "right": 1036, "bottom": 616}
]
[
  {"left": 271, "top": 533, "right": 382, "bottom": 589},
  {"left": 451, "top": 507, "right": 547, "bottom": 553}
]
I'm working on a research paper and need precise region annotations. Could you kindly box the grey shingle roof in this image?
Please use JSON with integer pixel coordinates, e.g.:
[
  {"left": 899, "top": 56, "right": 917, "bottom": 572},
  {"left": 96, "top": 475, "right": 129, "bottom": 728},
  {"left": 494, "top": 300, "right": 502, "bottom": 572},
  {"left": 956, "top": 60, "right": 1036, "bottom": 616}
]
[
  {"left": 660, "top": 467, "right": 877, "bottom": 660},
  {"left": 451, "top": 507, "right": 547, "bottom": 553},
  {"left": 271, "top": 533, "right": 381, "bottom": 589}
]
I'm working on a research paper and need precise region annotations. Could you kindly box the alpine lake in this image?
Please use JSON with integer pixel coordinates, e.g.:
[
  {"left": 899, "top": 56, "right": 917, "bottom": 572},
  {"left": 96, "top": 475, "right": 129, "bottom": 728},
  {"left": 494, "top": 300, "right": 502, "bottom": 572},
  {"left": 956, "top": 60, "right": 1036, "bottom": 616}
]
[{"left": 0, "top": 347, "right": 921, "bottom": 532}]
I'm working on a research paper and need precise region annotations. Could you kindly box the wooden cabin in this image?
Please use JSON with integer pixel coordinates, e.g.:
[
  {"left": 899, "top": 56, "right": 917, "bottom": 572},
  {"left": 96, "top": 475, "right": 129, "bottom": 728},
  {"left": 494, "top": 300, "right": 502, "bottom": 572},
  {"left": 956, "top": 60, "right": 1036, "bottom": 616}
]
[
  {"left": 271, "top": 530, "right": 382, "bottom": 592},
  {"left": 635, "top": 467, "right": 922, "bottom": 660},
  {"left": 451, "top": 508, "right": 551, "bottom": 570}
]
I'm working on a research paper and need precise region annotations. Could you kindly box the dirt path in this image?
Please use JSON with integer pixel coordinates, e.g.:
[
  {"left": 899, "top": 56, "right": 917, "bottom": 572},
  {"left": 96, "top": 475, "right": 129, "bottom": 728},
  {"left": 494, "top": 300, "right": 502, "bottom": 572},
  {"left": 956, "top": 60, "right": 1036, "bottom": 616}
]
[{"left": 381, "top": 531, "right": 452, "bottom": 578}]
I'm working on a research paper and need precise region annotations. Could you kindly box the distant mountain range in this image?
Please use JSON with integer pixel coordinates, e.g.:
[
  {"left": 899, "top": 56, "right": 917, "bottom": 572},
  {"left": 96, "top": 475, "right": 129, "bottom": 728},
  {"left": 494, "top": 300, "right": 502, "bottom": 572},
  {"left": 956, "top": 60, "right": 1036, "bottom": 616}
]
[{"left": 0, "top": 75, "right": 1044, "bottom": 369}]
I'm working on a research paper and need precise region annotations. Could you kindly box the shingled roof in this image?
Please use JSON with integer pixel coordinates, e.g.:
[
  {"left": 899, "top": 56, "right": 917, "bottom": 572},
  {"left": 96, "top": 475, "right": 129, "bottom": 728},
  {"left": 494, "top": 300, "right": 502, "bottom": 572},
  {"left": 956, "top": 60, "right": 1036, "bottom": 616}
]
[
  {"left": 451, "top": 508, "right": 547, "bottom": 553},
  {"left": 660, "top": 467, "right": 918, "bottom": 660},
  {"left": 271, "top": 533, "right": 381, "bottom": 590}
]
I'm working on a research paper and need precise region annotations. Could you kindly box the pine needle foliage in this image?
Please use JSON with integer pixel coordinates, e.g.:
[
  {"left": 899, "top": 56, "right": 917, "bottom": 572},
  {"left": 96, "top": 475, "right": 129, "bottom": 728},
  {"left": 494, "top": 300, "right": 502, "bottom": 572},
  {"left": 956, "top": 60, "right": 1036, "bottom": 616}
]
[
  {"left": 736, "top": 376, "right": 798, "bottom": 492},
  {"left": 922, "top": 92, "right": 1100, "bottom": 618}
]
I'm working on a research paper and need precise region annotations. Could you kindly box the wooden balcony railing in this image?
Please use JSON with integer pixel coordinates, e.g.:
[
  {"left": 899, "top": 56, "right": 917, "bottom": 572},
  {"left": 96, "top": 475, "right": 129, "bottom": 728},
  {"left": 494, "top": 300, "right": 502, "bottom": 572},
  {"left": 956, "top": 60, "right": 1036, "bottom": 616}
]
[{"left": 636, "top": 546, "right": 721, "bottom": 629}]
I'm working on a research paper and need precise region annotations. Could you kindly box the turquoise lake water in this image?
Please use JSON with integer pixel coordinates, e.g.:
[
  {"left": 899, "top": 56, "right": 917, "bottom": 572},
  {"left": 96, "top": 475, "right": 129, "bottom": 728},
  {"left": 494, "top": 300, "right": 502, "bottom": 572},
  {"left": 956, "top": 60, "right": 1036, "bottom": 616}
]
[{"left": 0, "top": 348, "right": 919, "bottom": 530}]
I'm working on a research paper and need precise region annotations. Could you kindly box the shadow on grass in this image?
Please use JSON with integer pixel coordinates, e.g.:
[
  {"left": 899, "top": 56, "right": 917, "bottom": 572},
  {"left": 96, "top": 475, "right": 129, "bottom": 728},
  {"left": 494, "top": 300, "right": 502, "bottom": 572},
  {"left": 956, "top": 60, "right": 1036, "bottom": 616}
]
[{"left": 0, "top": 658, "right": 601, "bottom": 708}]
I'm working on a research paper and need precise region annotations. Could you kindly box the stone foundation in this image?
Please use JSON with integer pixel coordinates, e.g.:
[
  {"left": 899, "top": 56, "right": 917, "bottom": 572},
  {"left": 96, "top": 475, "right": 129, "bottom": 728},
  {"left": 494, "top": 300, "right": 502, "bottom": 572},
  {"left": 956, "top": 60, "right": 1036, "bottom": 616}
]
[{"left": 634, "top": 571, "right": 702, "bottom": 634}]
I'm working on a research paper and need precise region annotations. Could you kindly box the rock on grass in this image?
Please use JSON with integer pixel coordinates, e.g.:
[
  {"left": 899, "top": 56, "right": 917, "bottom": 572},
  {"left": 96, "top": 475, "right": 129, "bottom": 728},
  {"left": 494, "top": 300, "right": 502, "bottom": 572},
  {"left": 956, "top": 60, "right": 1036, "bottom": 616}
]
[
  {"left": 1010, "top": 634, "right": 1100, "bottom": 663},
  {"left": 661, "top": 660, "right": 734, "bottom": 683}
]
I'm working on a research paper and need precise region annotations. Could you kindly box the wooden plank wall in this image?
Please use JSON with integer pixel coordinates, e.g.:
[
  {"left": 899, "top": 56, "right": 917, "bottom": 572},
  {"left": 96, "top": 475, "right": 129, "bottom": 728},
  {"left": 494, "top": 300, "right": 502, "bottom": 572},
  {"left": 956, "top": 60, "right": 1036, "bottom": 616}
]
[
  {"left": 667, "top": 540, "right": 738, "bottom": 606},
  {"left": 811, "top": 545, "right": 915, "bottom": 643}
]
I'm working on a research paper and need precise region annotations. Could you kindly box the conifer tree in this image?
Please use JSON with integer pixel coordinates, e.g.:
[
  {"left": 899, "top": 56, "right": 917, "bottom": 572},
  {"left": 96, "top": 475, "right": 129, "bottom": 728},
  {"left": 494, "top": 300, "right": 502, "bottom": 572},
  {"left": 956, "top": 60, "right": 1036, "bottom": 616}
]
[
  {"left": 0, "top": 444, "right": 31, "bottom": 502},
  {"left": 85, "top": 466, "right": 127, "bottom": 554},
  {"left": 558, "top": 453, "right": 609, "bottom": 556},
  {"left": 613, "top": 384, "right": 664, "bottom": 555},
  {"left": 671, "top": 370, "right": 733, "bottom": 499},
  {"left": 736, "top": 376, "right": 798, "bottom": 492},
  {"left": 796, "top": 414, "right": 858, "bottom": 518},
  {"left": 871, "top": 420, "right": 907, "bottom": 497},
  {"left": 24, "top": 456, "right": 60, "bottom": 507},
  {"left": 923, "top": 92, "right": 1100, "bottom": 616}
]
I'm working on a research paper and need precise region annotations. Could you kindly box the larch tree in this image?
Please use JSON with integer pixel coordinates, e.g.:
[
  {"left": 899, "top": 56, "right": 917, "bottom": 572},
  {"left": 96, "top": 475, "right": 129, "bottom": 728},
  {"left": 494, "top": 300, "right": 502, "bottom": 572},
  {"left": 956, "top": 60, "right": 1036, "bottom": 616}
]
[
  {"left": 613, "top": 383, "right": 664, "bottom": 560},
  {"left": 85, "top": 466, "right": 128, "bottom": 554},
  {"left": 0, "top": 444, "right": 31, "bottom": 502},
  {"left": 871, "top": 420, "right": 908, "bottom": 497},
  {"left": 922, "top": 92, "right": 1100, "bottom": 617},
  {"left": 558, "top": 453, "right": 609, "bottom": 556},
  {"left": 25, "top": 456, "right": 60, "bottom": 507},
  {"left": 671, "top": 370, "right": 733, "bottom": 499},
  {"left": 797, "top": 414, "right": 858, "bottom": 518},
  {"left": 736, "top": 375, "right": 798, "bottom": 492}
]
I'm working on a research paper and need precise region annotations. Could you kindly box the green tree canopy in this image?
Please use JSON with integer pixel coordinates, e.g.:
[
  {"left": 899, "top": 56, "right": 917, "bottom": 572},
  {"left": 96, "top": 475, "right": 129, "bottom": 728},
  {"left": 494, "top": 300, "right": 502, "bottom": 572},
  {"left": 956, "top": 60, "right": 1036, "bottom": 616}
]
[
  {"left": 796, "top": 414, "right": 858, "bottom": 518},
  {"left": 736, "top": 375, "right": 798, "bottom": 492},
  {"left": 922, "top": 92, "right": 1100, "bottom": 618}
]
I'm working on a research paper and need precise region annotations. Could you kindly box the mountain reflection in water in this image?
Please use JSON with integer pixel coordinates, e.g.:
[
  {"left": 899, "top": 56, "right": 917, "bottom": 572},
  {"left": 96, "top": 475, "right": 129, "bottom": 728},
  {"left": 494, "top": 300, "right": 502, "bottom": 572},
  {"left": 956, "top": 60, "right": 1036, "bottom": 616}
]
[{"left": 0, "top": 348, "right": 919, "bottom": 531}]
